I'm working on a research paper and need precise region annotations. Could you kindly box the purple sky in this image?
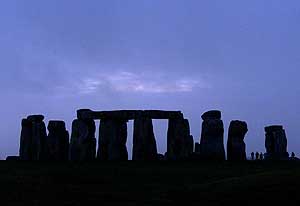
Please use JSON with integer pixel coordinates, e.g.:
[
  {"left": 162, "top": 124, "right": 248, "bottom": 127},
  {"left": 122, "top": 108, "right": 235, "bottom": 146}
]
[{"left": 1, "top": 1, "right": 300, "bottom": 159}]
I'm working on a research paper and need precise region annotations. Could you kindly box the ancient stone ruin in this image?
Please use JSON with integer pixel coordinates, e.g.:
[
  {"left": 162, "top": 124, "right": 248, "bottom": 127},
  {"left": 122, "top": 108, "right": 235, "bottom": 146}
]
[
  {"left": 227, "top": 120, "right": 248, "bottom": 161},
  {"left": 17, "top": 109, "right": 292, "bottom": 162},
  {"left": 46, "top": 121, "right": 69, "bottom": 160},
  {"left": 19, "top": 115, "right": 47, "bottom": 160},
  {"left": 199, "top": 110, "right": 225, "bottom": 160},
  {"left": 72, "top": 109, "right": 193, "bottom": 160},
  {"left": 264, "top": 125, "right": 289, "bottom": 160}
]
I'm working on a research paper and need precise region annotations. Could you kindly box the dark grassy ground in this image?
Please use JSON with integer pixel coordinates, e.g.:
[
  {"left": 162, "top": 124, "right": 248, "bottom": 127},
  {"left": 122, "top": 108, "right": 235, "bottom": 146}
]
[{"left": 0, "top": 161, "right": 300, "bottom": 205}]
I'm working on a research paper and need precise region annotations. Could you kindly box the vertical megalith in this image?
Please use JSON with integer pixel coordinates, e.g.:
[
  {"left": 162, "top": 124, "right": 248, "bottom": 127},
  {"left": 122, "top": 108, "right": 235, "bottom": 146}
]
[
  {"left": 199, "top": 110, "right": 225, "bottom": 160},
  {"left": 19, "top": 115, "right": 47, "bottom": 160},
  {"left": 70, "top": 116, "right": 96, "bottom": 161},
  {"left": 97, "top": 118, "right": 128, "bottom": 160},
  {"left": 264, "top": 125, "right": 289, "bottom": 160},
  {"left": 132, "top": 114, "right": 157, "bottom": 160},
  {"left": 46, "top": 121, "right": 69, "bottom": 160},
  {"left": 167, "top": 117, "right": 193, "bottom": 160},
  {"left": 227, "top": 120, "right": 248, "bottom": 161}
]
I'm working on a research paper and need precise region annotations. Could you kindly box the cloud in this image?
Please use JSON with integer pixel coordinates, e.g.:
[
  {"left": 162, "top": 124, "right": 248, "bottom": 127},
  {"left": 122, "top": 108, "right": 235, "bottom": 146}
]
[{"left": 77, "top": 71, "right": 211, "bottom": 94}]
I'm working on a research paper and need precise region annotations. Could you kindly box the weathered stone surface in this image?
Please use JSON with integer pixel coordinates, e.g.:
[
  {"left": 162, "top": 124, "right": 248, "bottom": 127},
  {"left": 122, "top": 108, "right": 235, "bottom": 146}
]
[
  {"left": 46, "top": 121, "right": 69, "bottom": 160},
  {"left": 201, "top": 110, "right": 221, "bottom": 121},
  {"left": 227, "top": 120, "right": 248, "bottom": 161},
  {"left": 97, "top": 119, "right": 128, "bottom": 160},
  {"left": 264, "top": 125, "right": 289, "bottom": 160},
  {"left": 199, "top": 110, "right": 225, "bottom": 160},
  {"left": 167, "top": 118, "right": 193, "bottom": 160},
  {"left": 19, "top": 115, "right": 47, "bottom": 160},
  {"left": 132, "top": 116, "right": 158, "bottom": 160},
  {"left": 70, "top": 119, "right": 96, "bottom": 161}
]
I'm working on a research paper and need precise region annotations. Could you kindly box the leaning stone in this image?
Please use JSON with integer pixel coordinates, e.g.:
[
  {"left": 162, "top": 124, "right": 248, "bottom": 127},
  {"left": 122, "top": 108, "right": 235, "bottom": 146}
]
[
  {"left": 132, "top": 116, "right": 158, "bottom": 160},
  {"left": 227, "top": 120, "right": 248, "bottom": 161}
]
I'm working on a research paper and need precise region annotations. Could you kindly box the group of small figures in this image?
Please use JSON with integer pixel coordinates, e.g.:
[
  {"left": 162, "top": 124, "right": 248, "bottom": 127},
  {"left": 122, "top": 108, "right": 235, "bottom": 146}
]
[{"left": 250, "top": 152, "right": 296, "bottom": 161}]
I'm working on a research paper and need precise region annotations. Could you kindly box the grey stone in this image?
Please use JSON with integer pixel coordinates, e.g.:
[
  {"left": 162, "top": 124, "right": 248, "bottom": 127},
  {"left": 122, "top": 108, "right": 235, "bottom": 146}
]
[
  {"left": 70, "top": 118, "right": 96, "bottom": 161},
  {"left": 227, "top": 120, "right": 248, "bottom": 161},
  {"left": 264, "top": 125, "right": 289, "bottom": 160},
  {"left": 46, "top": 120, "right": 69, "bottom": 160},
  {"left": 132, "top": 116, "right": 157, "bottom": 160},
  {"left": 199, "top": 110, "right": 225, "bottom": 160},
  {"left": 97, "top": 119, "right": 128, "bottom": 160}
]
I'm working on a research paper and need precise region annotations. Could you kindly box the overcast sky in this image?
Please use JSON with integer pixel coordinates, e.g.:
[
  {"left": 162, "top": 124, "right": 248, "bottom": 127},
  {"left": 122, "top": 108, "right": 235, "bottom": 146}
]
[{"left": 1, "top": 0, "right": 300, "bottom": 159}]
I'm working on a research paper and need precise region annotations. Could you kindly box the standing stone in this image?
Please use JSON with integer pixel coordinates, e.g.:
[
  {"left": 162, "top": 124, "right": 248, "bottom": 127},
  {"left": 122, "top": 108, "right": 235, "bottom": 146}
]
[
  {"left": 97, "top": 118, "right": 128, "bottom": 160},
  {"left": 167, "top": 118, "right": 193, "bottom": 160},
  {"left": 70, "top": 118, "right": 96, "bottom": 161},
  {"left": 227, "top": 120, "right": 248, "bottom": 161},
  {"left": 264, "top": 125, "right": 289, "bottom": 160},
  {"left": 19, "top": 115, "right": 47, "bottom": 160},
  {"left": 199, "top": 110, "right": 225, "bottom": 160},
  {"left": 132, "top": 115, "right": 158, "bottom": 160},
  {"left": 46, "top": 121, "right": 69, "bottom": 160}
]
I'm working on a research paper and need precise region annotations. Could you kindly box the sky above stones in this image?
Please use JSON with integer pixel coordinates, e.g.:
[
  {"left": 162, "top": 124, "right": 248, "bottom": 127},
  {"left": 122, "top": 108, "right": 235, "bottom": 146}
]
[{"left": 1, "top": 0, "right": 300, "bottom": 159}]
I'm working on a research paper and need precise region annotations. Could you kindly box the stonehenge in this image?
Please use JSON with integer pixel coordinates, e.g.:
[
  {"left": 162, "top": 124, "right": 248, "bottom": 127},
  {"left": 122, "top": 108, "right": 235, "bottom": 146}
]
[
  {"left": 227, "top": 120, "right": 248, "bottom": 161},
  {"left": 264, "top": 125, "right": 289, "bottom": 160},
  {"left": 199, "top": 110, "right": 225, "bottom": 160},
  {"left": 17, "top": 109, "right": 291, "bottom": 161}
]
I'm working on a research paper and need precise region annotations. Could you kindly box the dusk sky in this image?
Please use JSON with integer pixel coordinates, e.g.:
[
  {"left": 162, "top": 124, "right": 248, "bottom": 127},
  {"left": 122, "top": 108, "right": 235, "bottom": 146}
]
[{"left": 1, "top": 1, "right": 300, "bottom": 159}]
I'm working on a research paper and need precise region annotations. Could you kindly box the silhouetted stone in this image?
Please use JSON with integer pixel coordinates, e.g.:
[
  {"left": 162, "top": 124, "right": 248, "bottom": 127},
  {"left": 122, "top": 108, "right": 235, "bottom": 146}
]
[
  {"left": 19, "top": 115, "right": 47, "bottom": 160},
  {"left": 132, "top": 115, "right": 158, "bottom": 160},
  {"left": 82, "top": 109, "right": 183, "bottom": 120},
  {"left": 97, "top": 119, "right": 128, "bottom": 160},
  {"left": 6, "top": 156, "right": 20, "bottom": 161},
  {"left": 227, "top": 120, "right": 248, "bottom": 161},
  {"left": 264, "top": 125, "right": 289, "bottom": 160},
  {"left": 167, "top": 118, "right": 193, "bottom": 160},
  {"left": 201, "top": 110, "right": 221, "bottom": 121},
  {"left": 46, "top": 121, "right": 69, "bottom": 160},
  {"left": 199, "top": 110, "right": 225, "bottom": 160},
  {"left": 70, "top": 118, "right": 96, "bottom": 161}
]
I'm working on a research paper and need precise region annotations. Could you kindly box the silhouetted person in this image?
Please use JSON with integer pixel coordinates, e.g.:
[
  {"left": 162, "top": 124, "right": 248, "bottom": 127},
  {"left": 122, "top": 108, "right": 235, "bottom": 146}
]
[
  {"left": 251, "top": 152, "right": 254, "bottom": 160},
  {"left": 255, "top": 152, "right": 259, "bottom": 160},
  {"left": 291, "top": 152, "right": 295, "bottom": 158},
  {"left": 259, "top": 152, "right": 263, "bottom": 160}
]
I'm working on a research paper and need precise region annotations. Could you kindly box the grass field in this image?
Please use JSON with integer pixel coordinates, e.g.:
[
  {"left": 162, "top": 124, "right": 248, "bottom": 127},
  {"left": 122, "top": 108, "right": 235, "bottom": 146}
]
[{"left": 0, "top": 161, "right": 299, "bottom": 205}]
